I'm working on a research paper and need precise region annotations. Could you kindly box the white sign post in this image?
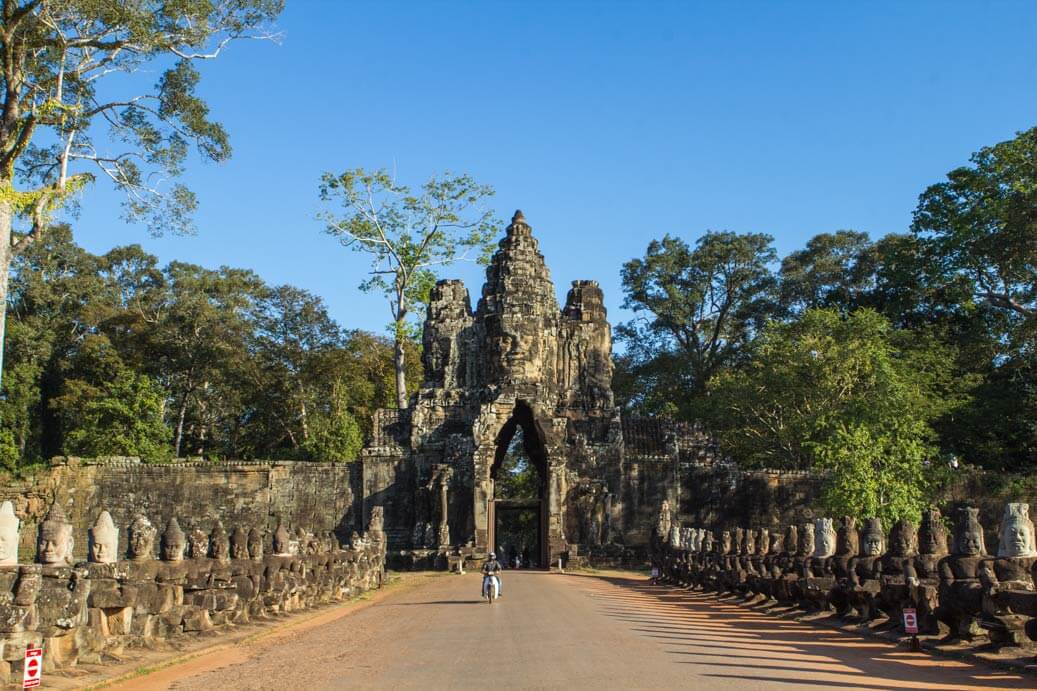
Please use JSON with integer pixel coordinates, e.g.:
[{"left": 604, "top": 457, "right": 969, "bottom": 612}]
[
  {"left": 22, "top": 645, "right": 42, "bottom": 689},
  {"left": 902, "top": 608, "right": 918, "bottom": 634}
]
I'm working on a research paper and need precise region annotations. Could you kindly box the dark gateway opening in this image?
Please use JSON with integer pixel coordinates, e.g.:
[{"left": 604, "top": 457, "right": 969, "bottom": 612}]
[{"left": 489, "top": 404, "right": 547, "bottom": 568}]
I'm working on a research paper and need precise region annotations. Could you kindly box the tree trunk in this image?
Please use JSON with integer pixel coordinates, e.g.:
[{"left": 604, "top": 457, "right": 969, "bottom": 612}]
[
  {"left": 174, "top": 395, "right": 188, "bottom": 458},
  {"left": 394, "top": 320, "right": 408, "bottom": 409},
  {"left": 0, "top": 200, "right": 12, "bottom": 389}
]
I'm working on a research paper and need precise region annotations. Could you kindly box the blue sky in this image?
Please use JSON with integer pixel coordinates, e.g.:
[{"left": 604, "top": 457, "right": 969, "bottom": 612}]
[{"left": 72, "top": 1, "right": 1037, "bottom": 337}]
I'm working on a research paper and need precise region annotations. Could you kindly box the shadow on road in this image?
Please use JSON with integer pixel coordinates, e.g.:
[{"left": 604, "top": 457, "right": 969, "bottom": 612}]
[{"left": 569, "top": 574, "right": 1035, "bottom": 690}]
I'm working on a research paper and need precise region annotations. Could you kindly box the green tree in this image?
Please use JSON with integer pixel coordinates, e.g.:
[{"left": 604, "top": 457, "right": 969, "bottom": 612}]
[
  {"left": 0, "top": 0, "right": 282, "bottom": 385},
  {"left": 778, "top": 230, "right": 876, "bottom": 314},
  {"left": 911, "top": 126, "right": 1037, "bottom": 327},
  {"left": 319, "top": 169, "right": 497, "bottom": 409},
  {"left": 52, "top": 336, "right": 170, "bottom": 460},
  {"left": 710, "top": 309, "right": 968, "bottom": 522},
  {"left": 618, "top": 231, "right": 778, "bottom": 418},
  {"left": 301, "top": 381, "right": 363, "bottom": 462}
]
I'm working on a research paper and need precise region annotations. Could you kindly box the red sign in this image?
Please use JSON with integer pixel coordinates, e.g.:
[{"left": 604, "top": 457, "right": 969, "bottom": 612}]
[
  {"left": 22, "top": 646, "right": 42, "bottom": 688},
  {"left": 902, "top": 608, "right": 919, "bottom": 635}
]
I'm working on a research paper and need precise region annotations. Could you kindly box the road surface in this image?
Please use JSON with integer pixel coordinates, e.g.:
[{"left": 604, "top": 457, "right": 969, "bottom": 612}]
[{"left": 120, "top": 570, "right": 1034, "bottom": 690}]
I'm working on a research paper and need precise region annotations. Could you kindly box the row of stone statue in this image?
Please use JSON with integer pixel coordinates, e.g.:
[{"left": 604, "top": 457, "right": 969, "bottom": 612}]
[
  {"left": 655, "top": 502, "right": 1037, "bottom": 648},
  {"left": 0, "top": 500, "right": 380, "bottom": 567}
]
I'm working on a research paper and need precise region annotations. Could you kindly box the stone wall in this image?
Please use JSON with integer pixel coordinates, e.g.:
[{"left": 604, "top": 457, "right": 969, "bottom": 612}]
[
  {"left": 0, "top": 458, "right": 361, "bottom": 564},
  {"left": 0, "top": 543, "right": 385, "bottom": 684}
]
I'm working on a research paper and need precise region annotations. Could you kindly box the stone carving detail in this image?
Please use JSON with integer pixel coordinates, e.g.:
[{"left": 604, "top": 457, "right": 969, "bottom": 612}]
[
  {"left": 128, "top": 514, "right": 156, "bottom": 561},
  {"left": 188, "top": 528, "right": 209, "bottom": 560},
  {"left": 0, "top": 500, "right": 19, "bottom": 566},
  {"left": 38, "top": 501, "right": 74, "bottom": 566},
  {"left": 248, "top": 528, "right": 264, "bottom": 560},
  {"left": 273, "top": 521, "right": 292, "bottom": 556},
  {"left": 230, "top": 526, "right": 249, "bottom": 559},
  {"left": 88, "top": 510, "right": 119, "bottom": 564},
  {"left": 161, "top": 518, "right": 186, "bottom": 562},
  {"left": 210, "top": 521, "right": 230, "bottom": 561}
]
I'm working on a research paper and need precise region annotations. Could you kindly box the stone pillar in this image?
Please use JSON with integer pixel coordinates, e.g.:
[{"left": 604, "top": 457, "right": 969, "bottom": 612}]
[{"left": 437, "top": 469, "right": 452, "bottom": 548}]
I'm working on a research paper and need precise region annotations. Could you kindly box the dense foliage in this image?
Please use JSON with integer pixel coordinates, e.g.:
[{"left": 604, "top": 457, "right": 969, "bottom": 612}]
[
  {"left": 617, "top": 126, "right": 1037, "bottom": 520},
  {"left": 0, "top": 227, "right": 419, "bottom": 468}
]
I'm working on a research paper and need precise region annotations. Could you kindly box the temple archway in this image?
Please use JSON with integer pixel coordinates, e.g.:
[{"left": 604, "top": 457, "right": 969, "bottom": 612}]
[{"left": 487, "top": 401, "right": 548, "bottom": 568}]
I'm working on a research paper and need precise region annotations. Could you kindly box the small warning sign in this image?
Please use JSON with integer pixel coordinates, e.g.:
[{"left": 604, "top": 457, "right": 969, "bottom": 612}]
[
  {"left": 22, "top": 646, "right": 42, "bottom": 689},
  {"left": 902, "top": 608, "right": 919, "bottom": 635}
]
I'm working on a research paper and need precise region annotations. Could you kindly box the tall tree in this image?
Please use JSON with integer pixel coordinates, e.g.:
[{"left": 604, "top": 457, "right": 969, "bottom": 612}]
[
  {"left": 618, "top": 231, "right": 778, "bottom": 417},
  {"left": 911, "top": 126, "right": 1037, "bottom": 327},
  {"left": 778, "top": 230, "right": 876, "bottom": 314},
  {"left": 318, "top": 169, "right": 496, "bottom": 409},
  {"left": 0, "top": 0, "right": 282, "bottom": 384}
]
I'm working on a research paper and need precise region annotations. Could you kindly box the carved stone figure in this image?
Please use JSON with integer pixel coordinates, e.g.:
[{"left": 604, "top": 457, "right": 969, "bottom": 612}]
[
  {"left": 801, "top": 518, "right": 837, "bottom": 611},
  {"left": 350, "top": 531, "right": 364, "bottom": 551},
  {"left": 127, "top": 514, "right": 157, "bottom": 561},
  {"left": 846, "top": 518, "right": 884, "bottom": 620},
  {"left": 908, "top": 508, "right": 948, "bottom": 634},
  {"left": 668, "top": 524, "right": 682, "bottom": 550},
  {"left": 188, "top": 528, "right": 209, "bottom": 559},
  {"left": 88, "top": 510, "right": 119, "bottom": 564},
  {"left": 937, "top": 507, "right": 988, "bottom": 639},
  {"left": 230, "top": 526, "right": 249, "bottom": 559},
  {"left": 656, "top": 501, "right": 671, "bottom": 545},
  {"left": 210, "top": 521, "right": 230, "bottom": 561},
  {"left": 0, "top": 500, "right": 20, "bottom": 566},
  {"left": 248, "top": 528, "right": 264, "bottom": 560},
  {"left": 875, "top": 519, "right": 918, "bottom": 627},
  {"left": 978, "top": 502, "right": 1037, "bottom": 647},
  {"left": 38, "top": 501, "right": 74, "bottom": 566},
  {"left": 273, "top": 522, "right": 292, "bottom": 556},
  {"left": 161, "top": 518, "right": 186, "bottom": 562},
  {"left": 367, "top": 507, "right": 385, "bottom": 546}
]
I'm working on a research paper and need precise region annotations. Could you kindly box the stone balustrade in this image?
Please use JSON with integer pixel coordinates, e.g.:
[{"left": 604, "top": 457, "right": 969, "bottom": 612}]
[
  {"left": 0, "top": 501, "right": 386, "bottom": 684},
  {"left": 653, "top": 502, "right": 1037, "bottom": 654}
]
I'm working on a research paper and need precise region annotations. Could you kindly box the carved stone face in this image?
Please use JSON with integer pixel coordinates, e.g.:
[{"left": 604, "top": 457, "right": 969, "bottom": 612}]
[
  {"left": 998, "top": 503, "right": 1036, "bottom": 557},
  {"left": 88, "top": 511, "right": 118, "bottom": 564},
  {"left": 720, "top": 531, "right": 732, "bottom": 554},
  {"left": 0, "top": 501, "right": 20, "bottom": 566},
  {"left": 755, "top": 529, "right": 769, "bottom": 556},
  {"left": 273, "top": 524, "right": 291, "bottom": 555},
  {"left": 161, "top": 518, "right": 186, "bottom": 562},
  {"left": 38, "top": 503, "right": 74, "bottom": 566},
  {"left": 858, "top": 516, "right": 883, "bottom": 556},
  {"left": 783, "top": 526, "right": 798, "bottom": 554},
  {"left": 814, "top": 518, "right": 836, "bottom": 558},
  {"left": 743, "top": 530, "right": 755, "bottom": 555},
  {"left": 128, "top": 515, "right": 156, "bottom": 561},
  {"left": 919, "top": 509, "right": 948, "bottom": 556},
  {"left": 890, "top": 520, "right": 918, "bottom": 557},
  {"left": 954, "top": 508, "right": 986, "bottom": 556},
  {"left": 798, "top": 524, "right": 815, "bottom": 556},
  {"left": 769, "top": 532, "right": 783, "bottom": 554},
  {"left": 837, "top": 517, "right": 859, "bottom": 556},
  {"left": 230, "top": 527, "right": 248, "bottom": 559},
  {"left": 248, "top": 528, "right": 264, "bottom": 560},
  {"left": 350, "top": 531, "right": 363, "bottom": 550},
  {"left": 210, "top": 523, "right": 230, "bottom": 560}
]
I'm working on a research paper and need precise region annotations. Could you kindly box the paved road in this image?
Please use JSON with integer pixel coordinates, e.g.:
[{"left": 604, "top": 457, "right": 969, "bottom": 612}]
[{"left": 130, "top": 571, "right": 1034, "bottom": 690}]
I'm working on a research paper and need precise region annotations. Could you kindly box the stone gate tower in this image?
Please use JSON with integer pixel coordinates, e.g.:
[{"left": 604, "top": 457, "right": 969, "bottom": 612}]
[{"left": 361, "top": 211, "right": 713, "bottom": 567}]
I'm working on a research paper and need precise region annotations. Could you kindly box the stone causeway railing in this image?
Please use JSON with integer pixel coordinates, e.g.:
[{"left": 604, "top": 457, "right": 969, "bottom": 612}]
[
  {"left": 0, "top": 502, "right": 386, "bottom": 685},
  {"left": 653, "top": 502, "right": 1037, "bottom": 662}
]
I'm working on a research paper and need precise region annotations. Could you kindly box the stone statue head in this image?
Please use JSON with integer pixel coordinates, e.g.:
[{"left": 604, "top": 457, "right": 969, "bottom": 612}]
[
  {"left": 273, "top": 522, "right": 291, "bottom": 556},
  {"left": 668, "top": 524, "right": 681, "bottom": 548},
  {"left": 656, "top": 501, "right": 671, "bottom": 537},
  {"left": 860, "top": 518, "right": 884, "bottom": 556},
  {"left": 0, "top": 500, "right": 20, "bottom": 566},
  {"left": 88, "top": 510, "right": 118, "bottom": 564},
  {"left": 350, "top": 530, "right": 364, "bottom": 550},
  {"left": 889, "top": 519, "right": 918, "bottom": 558},
  {"left": 953, "top": 507, "right": 986, "bottom": 556},
  {"left": 733, "top": 528, "right": 745, "bottom": 554},
  {"left": 919, "top": 508, "right": 948, "bottom": 557},
  {"left": 127, "top": 514, "right": 156, "bottom": 561},
  {"left": 743, "top": 528, "right": 756, "bottom": 555},
  {"left": 798, "top": 522, "right": 815, "bottom": 556},
  {"left": 248, "top": 528, "right": 264, "bottom": 560},
  {"left": 768, "top": 530, "right": 784, "bottom": 555},
  {"left": 187, "top": 529, "right": 209, "bottom": 559},
  {"left": 755, "top": 528, "right": 769, "bottom": 556},
  {"left": 210, "top": 521, "right": 230, "bottom": 560},
  {"left": 837, "top": 516, "right": 859, "bottom": 557},
  {"left": 813, "top": 518, "right": 836, "bottom": 558},
  {"left": 701, "top": 531, "right": 715, "bottom": 553},
  {"left": 37, "top": 501, "right": 74, "bottom": 566},
  {"left": 368, "top": 506, "right": 384, "bottom": 532},
  {"left": 998, "top": 503, "right": 1037, "bottom": 558},
  {"left": 161, "top": 518, "right": 186, "bottom": 562},
  {"left": 230, "top": 526, "right": 249, "bottom": 559},
  {"left": 720, "top": 530, "right": 732, "bottom": 554},
  {"left": 783, "top": 525, "right": 798, "bottom": 554}
]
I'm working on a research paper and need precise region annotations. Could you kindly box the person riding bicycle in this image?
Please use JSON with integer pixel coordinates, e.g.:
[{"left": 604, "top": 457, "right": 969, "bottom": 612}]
[{"left": 482, "top": 553, "right": 502, "bottom": 599}]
